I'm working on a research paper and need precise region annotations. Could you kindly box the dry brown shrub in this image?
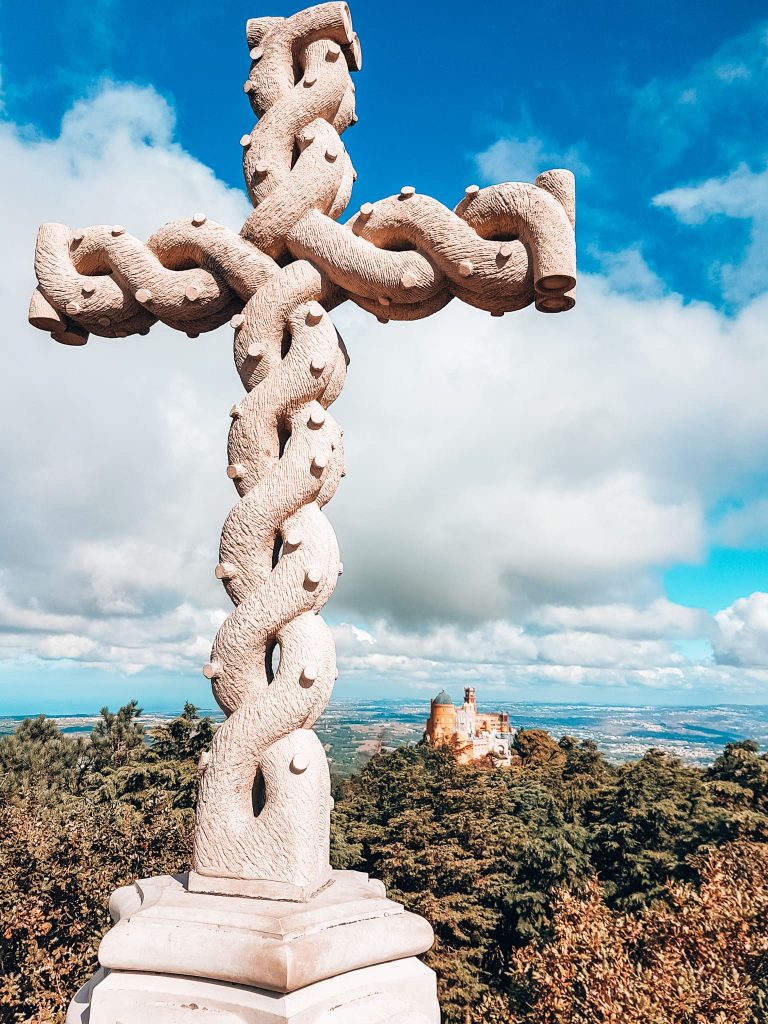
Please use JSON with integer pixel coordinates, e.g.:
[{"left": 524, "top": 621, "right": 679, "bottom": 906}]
[
  {"left": 484, "top": 842, "right": 768, "bottom": 1024},
  {"left": 0, "top": 796, "right": 191, "bottom": 1024}
]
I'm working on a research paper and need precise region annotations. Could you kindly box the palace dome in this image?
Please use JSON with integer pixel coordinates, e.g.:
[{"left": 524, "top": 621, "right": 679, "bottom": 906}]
[{"left": 433, "top": 690, "right": 453, "bottom": 706}]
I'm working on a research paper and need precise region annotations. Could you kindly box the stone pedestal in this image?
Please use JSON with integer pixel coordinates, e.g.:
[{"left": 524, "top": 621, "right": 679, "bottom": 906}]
[
  {"left": 67, "top": 871, "right": 440, "bottom": 1024},
  {"left": 68, "top": 959, "right": 438, "bottom": 1024}
]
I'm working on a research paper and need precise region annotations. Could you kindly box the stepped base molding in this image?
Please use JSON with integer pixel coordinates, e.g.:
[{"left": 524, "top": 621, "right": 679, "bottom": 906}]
[
  {"left": 67, "top": 959, "right": 439, "bottom": 1024},
  {"left": 66, "top": 871, "right": 439, "bottom": 1024}
]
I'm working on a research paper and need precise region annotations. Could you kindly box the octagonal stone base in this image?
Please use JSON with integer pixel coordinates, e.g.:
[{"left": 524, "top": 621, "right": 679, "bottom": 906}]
[
  {"left": 97, "top": 870, "right": 433, "bottom": 993},
  {"left": 67, "top": 959, "right": 439, "bottom": 1024},
  {"left": 67, "top": 870, "right": 439, "bottom": 1023}
]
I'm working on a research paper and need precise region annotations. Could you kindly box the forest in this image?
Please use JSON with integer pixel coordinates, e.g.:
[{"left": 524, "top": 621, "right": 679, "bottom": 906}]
[{"left": 2, "top": 702, "right": 768, "bottom": 1023}]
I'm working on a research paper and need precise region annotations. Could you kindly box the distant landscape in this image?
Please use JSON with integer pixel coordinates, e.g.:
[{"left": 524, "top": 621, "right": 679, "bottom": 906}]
[
  {"left": 5, "top": 698, "right": 768, "bottom": 1022},
  {"left": 3, "top": 699, "right": 767, "bottom": 772}
]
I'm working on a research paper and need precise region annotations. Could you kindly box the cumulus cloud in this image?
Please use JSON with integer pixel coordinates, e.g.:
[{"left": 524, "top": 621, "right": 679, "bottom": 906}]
[
  {"left": 337, "top": 610, "right": 687, "bottom": 676},
  {"left": 586, "top": 246, "right": 667, "bottom": 301},
  {"left": 5, "top": 82, "right": 248, "bottom": 236},
  {"left": 332, "top": 615, "right": 768, "bottom": 700},
  {"left": 474, "top": 132, "right": 589, "bottom": 186},
  {"left": 37, "top": 635, "right": 98, "bottom": 660},
  {"left": 2, "top": 79, "right": 768, "bottom": 702},
  {"left": 529, "top": 599, "right": 708, "bottom": 640},
  {"left": 1, "top": 81, "right": 246, "bottom": 674},
  {"left": 0, "top": 582, "right": 225, "bottom": 675},
  {"left": 330, "top": 279, "right": 768, "bottom": 634},
  {"left": 654, "top": 163, "right": 768, "bottom": 225},
  {"left": 713, "top": 592, "right": 768, "bottom": 668},
  {"left": 654, "top": 162, "right": 768, "bottom": 304}
]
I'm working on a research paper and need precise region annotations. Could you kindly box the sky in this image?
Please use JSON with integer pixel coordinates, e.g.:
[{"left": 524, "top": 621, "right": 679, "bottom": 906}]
[{"left": 1, "top": 0, "right": 768, "bottom": 713}]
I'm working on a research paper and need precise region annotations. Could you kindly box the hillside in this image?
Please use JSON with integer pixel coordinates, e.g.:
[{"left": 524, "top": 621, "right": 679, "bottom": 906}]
[{"left": 2, "top": 702, "right": 768, "bottom": 1022}]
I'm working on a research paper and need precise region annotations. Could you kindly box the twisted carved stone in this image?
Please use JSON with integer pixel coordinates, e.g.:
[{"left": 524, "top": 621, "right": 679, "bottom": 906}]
[{"left": 30, "top": 1, "right": 576, "bottom": 902}]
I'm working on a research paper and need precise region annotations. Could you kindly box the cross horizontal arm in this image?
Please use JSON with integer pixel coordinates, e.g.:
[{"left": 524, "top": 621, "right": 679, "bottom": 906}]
[
  {"left": 30, "top": 171, "right": 574, "bottom": 344},
  {"left": 29, "top": 3, "right": 575, "bottom": 345}
]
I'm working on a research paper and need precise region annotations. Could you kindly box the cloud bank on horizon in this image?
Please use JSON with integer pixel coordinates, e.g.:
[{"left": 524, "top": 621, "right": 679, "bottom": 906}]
[{"left": 1, "top": 5, "right": 767, "bottom": 710}]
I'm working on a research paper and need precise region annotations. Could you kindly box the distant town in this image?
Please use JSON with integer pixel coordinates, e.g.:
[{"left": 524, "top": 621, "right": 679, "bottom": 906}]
[{"left": 2, "top": 696, "right": 768, "bottom": 773}]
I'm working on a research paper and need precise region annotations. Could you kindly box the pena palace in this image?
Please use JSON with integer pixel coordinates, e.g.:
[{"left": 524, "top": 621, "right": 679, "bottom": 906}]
[{"left": 424, "top": 687, "right": 514, "bottom": 765}]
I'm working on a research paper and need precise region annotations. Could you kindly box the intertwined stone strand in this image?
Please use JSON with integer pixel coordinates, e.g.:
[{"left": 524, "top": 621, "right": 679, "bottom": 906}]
[{"left": 193, "top": 260, "right": 345, "bottom": 892}]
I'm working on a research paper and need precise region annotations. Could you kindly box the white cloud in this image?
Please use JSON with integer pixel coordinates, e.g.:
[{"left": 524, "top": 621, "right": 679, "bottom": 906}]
[
  {"left": 654, "top": 163, "right": 768, "bottom": 225},
  {"left": 475, "top": 133, "right": 589, "bottom": 186},
  {"left": 37, "top": 634, "right": 97, "bottom": 659},
  {"left": 331, "top": 616, "right": 768, "bottom": 699},
  {"left": 713, "top": 592, "right": 768, "bottom": 668},
  {"left": 0, "top": 583, "right": 226, "bottom": 675},
  {"left": 587, "top": 246, "right": 667, "bottom": 300},
  {"left": 536, "top": 631, "right": 682, "bottom": 670},
  {"left": 330, "top": 282, "right": 768, "bottom": 629},
  {"left": 654, "top": 162, "right": 768, "bottom": 304},
  {"left": 1, "top": 80, "right": 768, "bottom": 702},
  {"left": 530, "top": 599, "right": 707, "bottom": 640},
  {"left": 0, "top": 80, "right": 246, "bottom": 677},
  {"left": 715, "top": 499, "right": 768, "bottom": 547},
  {"left": 335, "top": 614, "right": 685, "bottom": 674},
  {"left": 4, "top": 82, "right": 248, "bottom": 237}
]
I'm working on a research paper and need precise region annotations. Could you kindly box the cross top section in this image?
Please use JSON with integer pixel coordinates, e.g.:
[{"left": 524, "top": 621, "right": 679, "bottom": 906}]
[{"left": 30, "top": 1, "right": 575, "bottom": 345}]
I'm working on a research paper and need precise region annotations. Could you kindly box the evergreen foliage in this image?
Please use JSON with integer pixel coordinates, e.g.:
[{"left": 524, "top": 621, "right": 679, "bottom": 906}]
[
  {"left": 0, "top": 715, "right": 87, "bottom": 801},
  {"left": 2, "top": 704, "right": 768, "bottom": 1023},
  {"left": 87, "top": 700, "right": 145, "bottom": 772}
]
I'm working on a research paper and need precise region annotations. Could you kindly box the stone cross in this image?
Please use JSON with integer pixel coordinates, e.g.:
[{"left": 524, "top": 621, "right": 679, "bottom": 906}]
[
  {"left": 30, "top": 0, "right": 574, "bottom": 914},
  {"left": 32, "top": 5, "right": 576, "bottom": 1019}
]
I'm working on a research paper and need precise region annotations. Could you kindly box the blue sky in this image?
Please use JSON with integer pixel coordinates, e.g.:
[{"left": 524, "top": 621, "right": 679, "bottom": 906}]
[
  {"left": 2, "top": 0, "right": 763, "bottom": 308},
  {"left": 1, "top": 1, "right": 767, "bottom": 713}
]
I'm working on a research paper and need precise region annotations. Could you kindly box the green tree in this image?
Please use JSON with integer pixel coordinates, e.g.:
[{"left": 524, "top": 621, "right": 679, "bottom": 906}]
[
  {"left": 513, "top": 729, "right": 567, "bottom": 769},
  {"left": 0, "top": 717, "right": 86, "bottom": 801},
  {"left": 90, "top": 703, "right": 215, "bottom": 810},
  {"left": 499, "top": 843, "right": 768, "bottom": 1024},
  {"left": 709, "top": 740, "right": 768, "bottom": 809},
  {"left": 4, "top": 709, "right": 768, "bottom": 1024},
  {"left": 587, "top": 748, "right": 725, "bottom": 908},
  {"left": 332, "top": 744, "right": 590, "bottom": 1021},
  {"left": 87, "top": 700, "right": 145, "bottom": 773},
  {"left": 150, "top": 702, "right": 216, "bottom": 762},
  {"left": 555, "top": 736, "right": 615, "bottom": 823}
]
